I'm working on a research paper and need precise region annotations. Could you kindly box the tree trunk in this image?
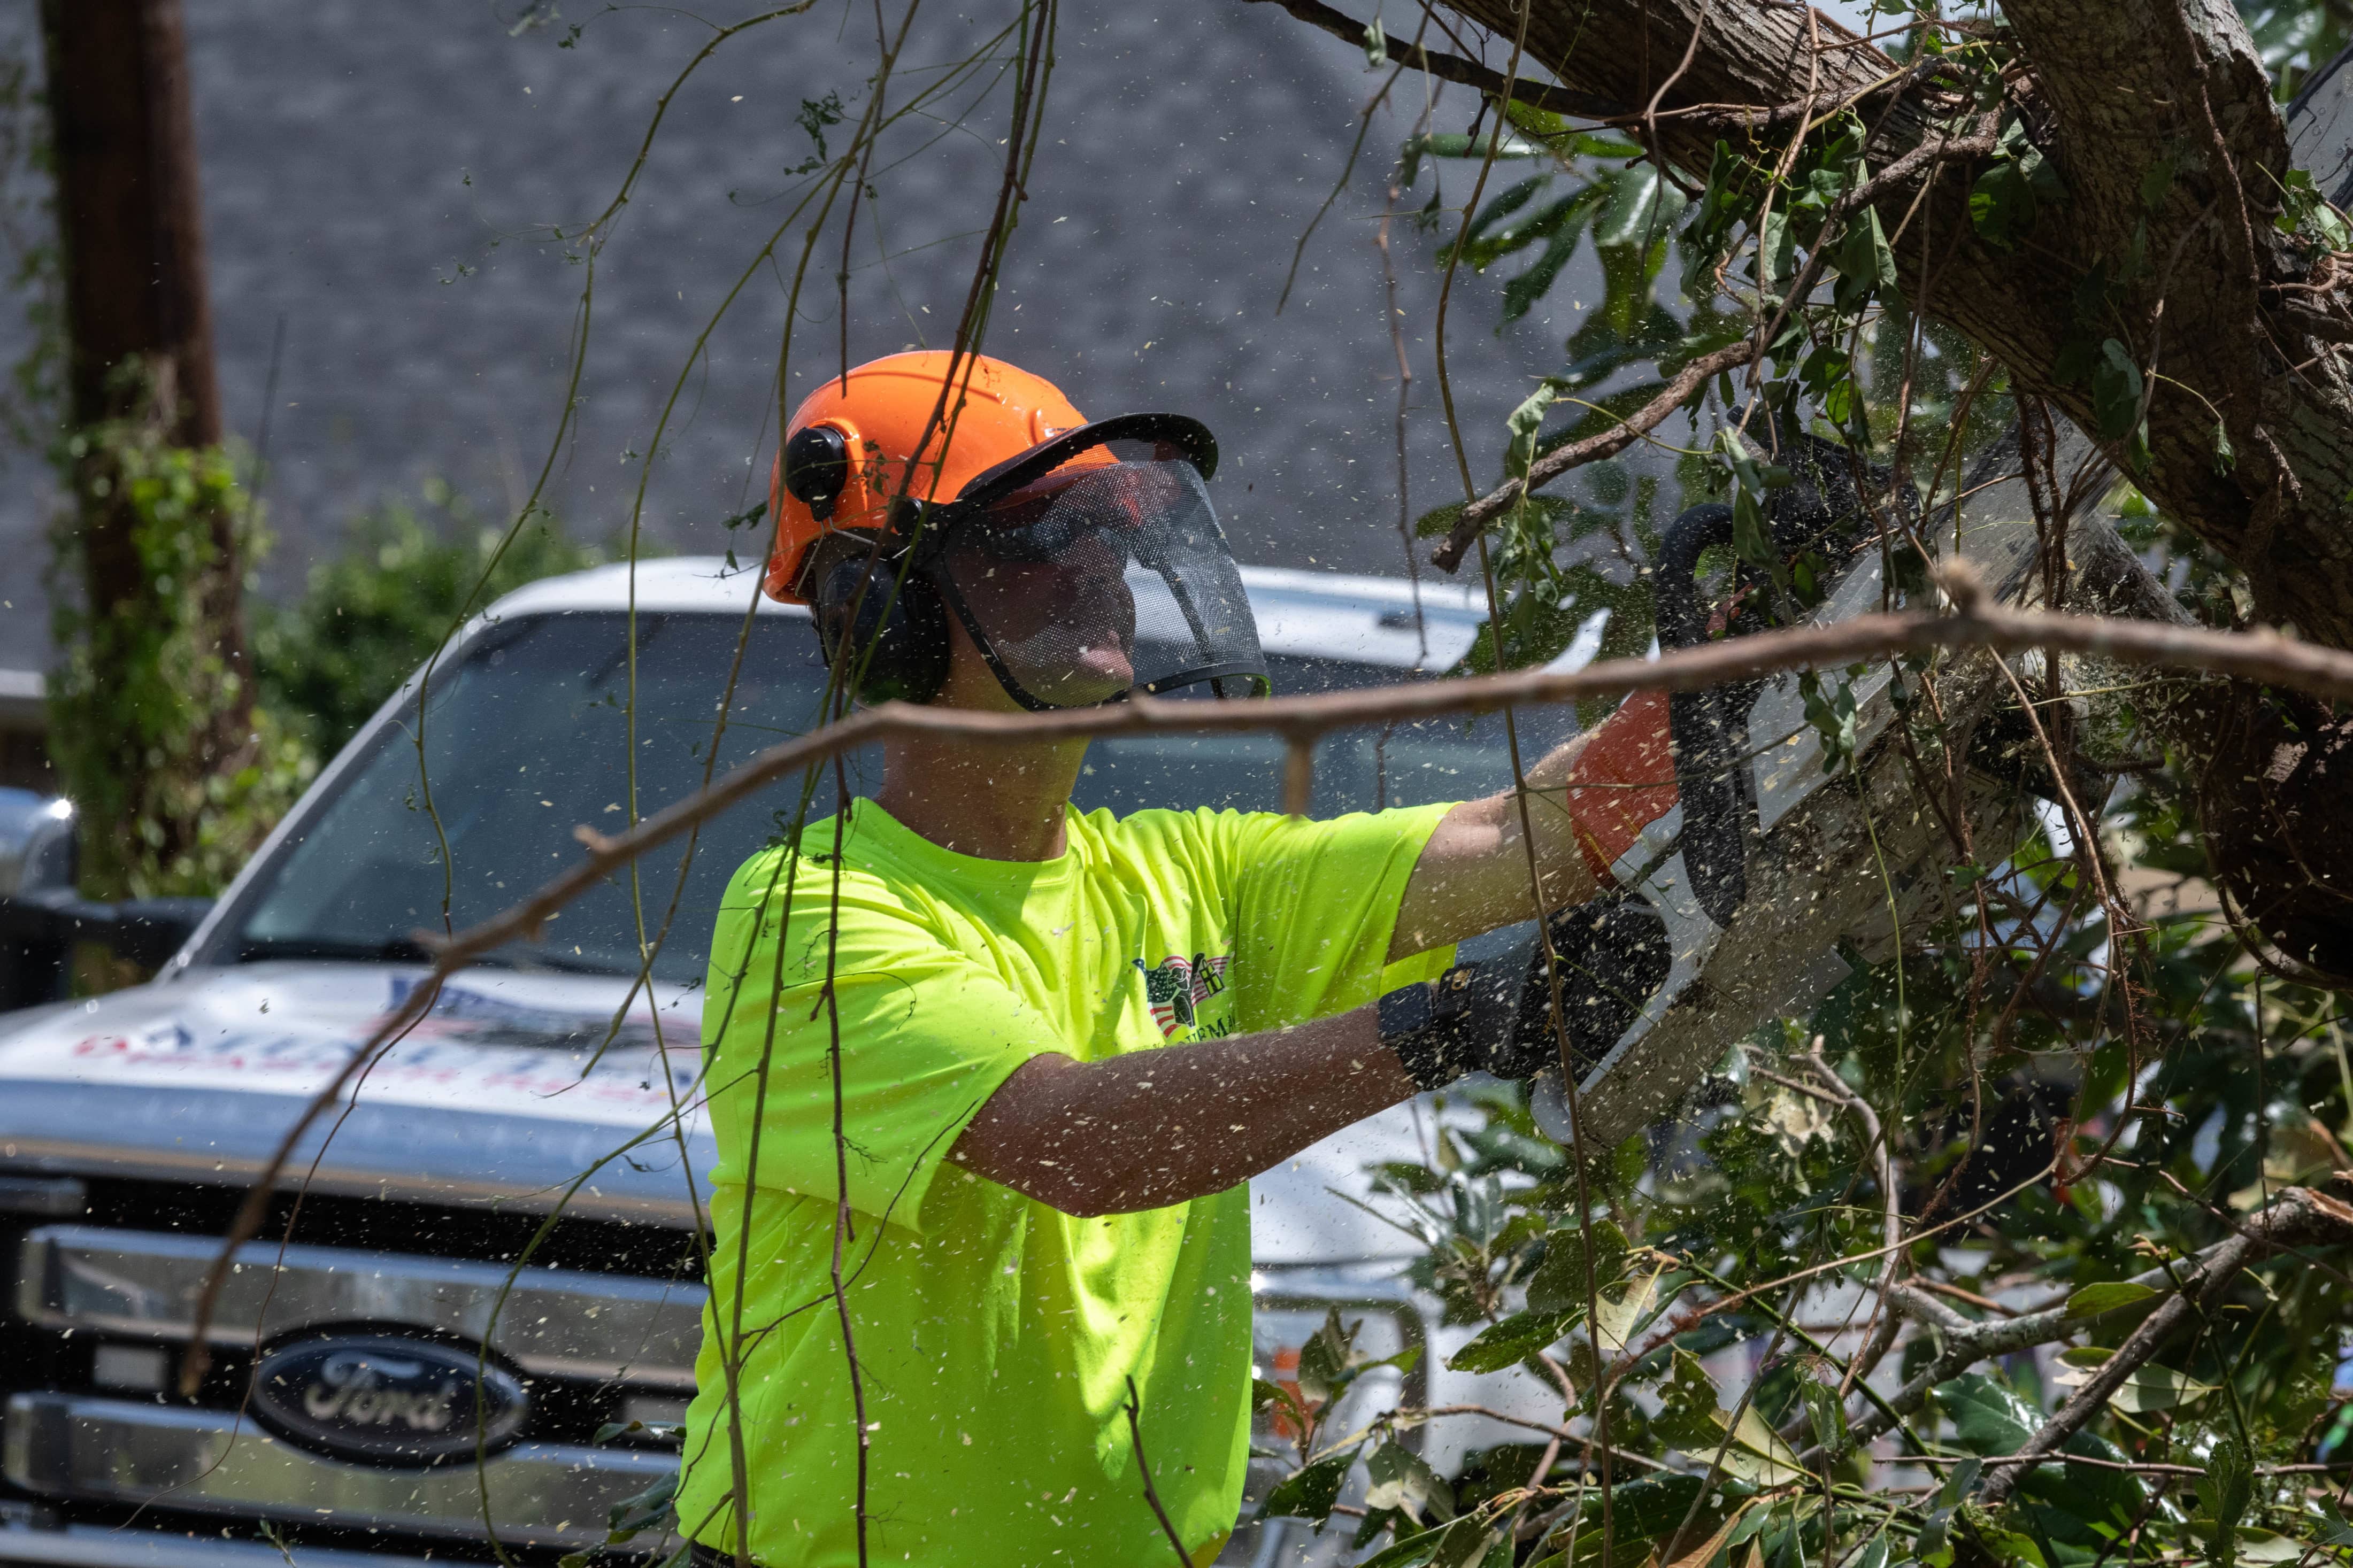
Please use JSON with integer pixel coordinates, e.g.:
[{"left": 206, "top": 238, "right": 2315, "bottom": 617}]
[
  {"left": 1384, "top": 0, "right": 2353, "bottom": 983},
  {"left": 40, "top": 0, "right": 261, "bottom": 900},
  {"left": 42, "top": 0, "right": 220, "bottom": 444},
  {"left": 1431, "top": 0, "right": 2353, "bottom": 647}
]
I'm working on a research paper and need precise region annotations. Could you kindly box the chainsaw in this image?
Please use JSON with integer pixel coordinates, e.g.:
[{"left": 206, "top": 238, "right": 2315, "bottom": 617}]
[{"left": 1516, "top": 412, "right": 2100, "bottom": 1151}]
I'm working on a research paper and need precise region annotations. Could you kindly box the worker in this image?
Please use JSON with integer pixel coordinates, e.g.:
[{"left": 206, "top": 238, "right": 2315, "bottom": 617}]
[{"left": 674, "top": 351, "right": 1678, "bottom": 1566}]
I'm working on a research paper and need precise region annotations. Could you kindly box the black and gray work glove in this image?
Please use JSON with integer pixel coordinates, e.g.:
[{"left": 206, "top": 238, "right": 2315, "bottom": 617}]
[
  {"left": 1377, "top": 917, "right": 1562, "bottom": 1093},
  {"left": 1377, "top": 895, "right": 1670, "bottom": 1093}
]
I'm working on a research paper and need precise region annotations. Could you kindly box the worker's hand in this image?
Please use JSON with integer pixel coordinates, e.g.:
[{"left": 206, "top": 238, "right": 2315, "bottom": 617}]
[{"left": 1377, "top": 913, "right": 1575, "bottom": 1092}]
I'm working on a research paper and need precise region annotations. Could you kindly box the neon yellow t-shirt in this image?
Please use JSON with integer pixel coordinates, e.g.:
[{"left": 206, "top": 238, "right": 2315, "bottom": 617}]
[{"left": 676, "top": 795, "right": 1451, "bottom": 1566}]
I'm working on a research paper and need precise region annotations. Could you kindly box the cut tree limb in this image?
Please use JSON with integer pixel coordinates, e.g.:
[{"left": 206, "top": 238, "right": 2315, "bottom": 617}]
[
  {"left": 1408, "top": 0, "right": 2353, "bottom": 651},
  {"left": 1265, "top": 0, "right": 2353, "bottom": 982},
  {"left": 1239, "top": 0, "right": 1631, "bottom": 119}
]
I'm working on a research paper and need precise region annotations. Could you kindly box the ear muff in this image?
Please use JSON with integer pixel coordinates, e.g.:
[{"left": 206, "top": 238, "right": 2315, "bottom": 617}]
[
  {"left": 783, "top": 424, "right": 853, "bottom": 521},
  {"left": 811, "top": 549, "right": 950, "bottom": 706}
]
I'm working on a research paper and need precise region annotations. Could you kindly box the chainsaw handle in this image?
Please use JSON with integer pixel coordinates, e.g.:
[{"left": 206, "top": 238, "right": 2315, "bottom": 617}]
[{"left": 1654, "top": 503, "right": 1754, "bottom": 929}]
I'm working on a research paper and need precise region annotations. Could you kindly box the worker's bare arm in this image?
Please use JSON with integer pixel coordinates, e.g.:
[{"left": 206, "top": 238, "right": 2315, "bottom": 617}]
[
  {"left": 1388, "top": 728, "right": 1602, "bottom": 961},
  {"left": 947, "top": 1009, "right": 1417, "bottom": 1217}
]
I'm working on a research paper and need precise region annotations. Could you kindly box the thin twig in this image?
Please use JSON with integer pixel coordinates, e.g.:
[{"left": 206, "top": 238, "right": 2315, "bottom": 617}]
[
  {"left": 1431, "top": 339, "right": 1759, "bottom": 570},
  {"left": 1125, "top": 1376, "right": 1194, "bottom": 1568}
]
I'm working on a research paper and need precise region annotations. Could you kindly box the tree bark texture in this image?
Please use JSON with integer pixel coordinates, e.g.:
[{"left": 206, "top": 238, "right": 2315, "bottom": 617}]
[
  {"left": 1408, "top": 0, "right": 2353, "bottom": 980},
  {"left": 41, "top": 0, "right": 220, "bottom": 444},
  {"left": 1438, "top": 0, "right": 2349, "bottom": 646},
  {"left": 40, "top": 0, "right": 258, "bottom": 900}
]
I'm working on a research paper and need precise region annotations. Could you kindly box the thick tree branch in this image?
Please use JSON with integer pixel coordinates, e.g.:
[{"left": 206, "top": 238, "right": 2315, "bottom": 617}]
[
  {"left": 1300, "top": 0, "right": 2353, "bottom": 652},
  {"left": 1241, "top": 0, "right": 1633, "bottom": 118}
]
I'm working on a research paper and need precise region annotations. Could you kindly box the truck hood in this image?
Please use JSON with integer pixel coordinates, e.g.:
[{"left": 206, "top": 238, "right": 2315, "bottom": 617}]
[
  {"left": 0, "top": 962, "right": 711, "bottom": 1226},
  {"left": 0, "top": 961, "right": 1423, "bottom": 1263}
]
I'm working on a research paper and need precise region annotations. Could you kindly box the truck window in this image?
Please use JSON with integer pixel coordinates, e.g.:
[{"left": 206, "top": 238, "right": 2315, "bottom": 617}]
[
  {"left": 234, "top": 612, "right": 852, "bottom": 983},
  {"left": 229, "top": 611, "right": 1546, "bottom": 983}
]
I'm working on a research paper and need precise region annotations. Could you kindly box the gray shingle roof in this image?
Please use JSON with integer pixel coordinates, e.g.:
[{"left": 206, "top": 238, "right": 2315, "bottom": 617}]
[{"left": 0, "top": 1, "right": 1598, "bottom": 671}]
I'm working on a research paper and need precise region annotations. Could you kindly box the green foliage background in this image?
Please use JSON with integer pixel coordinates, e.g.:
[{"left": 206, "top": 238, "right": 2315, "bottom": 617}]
[
  {"left": 252, "top": 481, "right": 611, "bottom": 758},
  {"left": 45, "top": 414, "right": 310, "bottom": 899}
]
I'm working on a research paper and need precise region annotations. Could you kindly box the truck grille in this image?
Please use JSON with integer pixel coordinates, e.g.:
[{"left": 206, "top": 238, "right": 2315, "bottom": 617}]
[
  {"left": 3, "top": 1184, "right": 1433, "bottom": 1565},
  {"left": 2, "top": 1178, "right": 707, "bottom": 1557}
]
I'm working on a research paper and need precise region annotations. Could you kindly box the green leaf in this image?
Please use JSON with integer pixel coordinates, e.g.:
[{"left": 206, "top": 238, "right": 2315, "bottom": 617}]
[
  {"left": 2052, "top": 336, "right": 2100, "bottom": 385},
  {"left": 1502, "top": 225, "right": 1585, "bottom": 323},
  {"left": 1504, "top": 383, "right": 1562, "bottom": 480},
  {"left": 2050, "top": 1358, "right": 2216, "bottom": 1412},
  {"left": 1760, "top": 206, "right": 1797, "bottom": 284},
  {"left": 2213, "top": 419, "right": 2236, "bottom": 476},
  {"left": 2064, "top": 1280, "right": 2157, "bottom": 1318},
  {"left": 1525, "top": 1218, "right": 1629, "bottom": 1313},
  {"left": 1604, "top": 1473, "right": 1716, "bottom": 1543},
  {"left": 1441, "top": 1523, "right": 1508, "bottom": 1568},
  {"left": 1258, "top": 1449, "right": 1356, "bottom": 1522},
  {"left": 1968, "top": 1520, "right": 2052, "bottom": 1567},
  {"left": 605, "top": 1471, "right": 678, "bottom": 1542},
  {"left": 1364, "top": 1439, "right": 1458, "bottom": 1523},
  {"left": 1594, "top": 1260, "right": 1679, "bottom": 1353},
  {"left": 1833, "top": 203, "right": 1900, "bottom": 295},
  {"left": 1296, "top": 1308, "right": 1360, "bottom": 1404},
  {"left": 1356, "top": 1521, "right": 1457, "bottom": 1568},
  {"left": 1595, "top": 163, "right": 1684, "bottom": 250},
  {"left": 1253, "top": 1376, "right": 1312, "bottom": 1432},
  {"left": 1801, "top": 1376, "right": 1849, "bottom": 1454},
  {"left": 2196, "top": 1436, "right": 2255, "bottom": 1567},
  {"left": 1970, "top": 161, "right": 2035, "bottom": 250},
  {"left": 1798, "top": 671, "right": 1861, "bottom": 775},
  {"left": 2222, "top": 1530, "right": 2313, "bottom": 1564},
  {"left": 1935, "top": 1372, "right": 2039, "bottom": 1455},
  {"left": 1654, "top": 1348, "right": 1725, "bottom": 1450},
  {"left": 1448, "top": 1307, "right": 1581, "bottom": 1373},
  {"left": 1717, "top": 1404, "right": 1809, "bottom": 1486},
  {"left": 2091, "top": 339, "right": 2145, "bottom": 441},
  {"left": 1363, "top": 13, "right": 1386, "bottom": 67},
  {"left": 1656, "top": 1350, "right": 1806, "bottom": 1484}
]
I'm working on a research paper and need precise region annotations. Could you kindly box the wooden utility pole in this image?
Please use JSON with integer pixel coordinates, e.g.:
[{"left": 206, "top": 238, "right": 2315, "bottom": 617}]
[
  {"left": 42, "top": 0, "right": 221, "bottom": 442},
  {"left": 39, "top": 0, "right": 261, "bottom": 900}
]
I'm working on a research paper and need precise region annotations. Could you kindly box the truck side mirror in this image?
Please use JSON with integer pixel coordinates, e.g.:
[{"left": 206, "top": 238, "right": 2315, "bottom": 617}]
[{"left": 0, "top": 789, "right": 215, "bottom": 1010}]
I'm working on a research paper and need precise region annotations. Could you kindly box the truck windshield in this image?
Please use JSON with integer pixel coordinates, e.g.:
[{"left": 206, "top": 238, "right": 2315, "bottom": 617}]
[{"left": 229, "top": 609, "right": 1547, "bottom": 983}]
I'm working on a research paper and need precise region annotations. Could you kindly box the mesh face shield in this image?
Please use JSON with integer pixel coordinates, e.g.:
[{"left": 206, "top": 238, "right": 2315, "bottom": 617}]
[{"left": 925, "top": 444, "right": 1269, "bottom": 711}]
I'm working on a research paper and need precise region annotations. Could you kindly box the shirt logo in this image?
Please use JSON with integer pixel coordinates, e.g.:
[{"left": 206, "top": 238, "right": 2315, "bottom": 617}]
[{"left": 1135, "top": 953, "right": 1232, "bottom": 1038}]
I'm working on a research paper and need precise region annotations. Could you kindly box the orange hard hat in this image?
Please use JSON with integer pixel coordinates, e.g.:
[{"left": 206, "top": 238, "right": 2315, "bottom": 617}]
[{"left": 765, "top": 351, "right": 1106, "bottom": 604}]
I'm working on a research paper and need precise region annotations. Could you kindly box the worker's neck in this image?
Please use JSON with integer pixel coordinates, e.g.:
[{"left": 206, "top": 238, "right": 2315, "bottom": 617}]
[
  {"left": 872, "top": 650, "right": 1086, "bottom": 863},
  {"left": 875, "top": 735, "right": 1083, "bottom": 862}
]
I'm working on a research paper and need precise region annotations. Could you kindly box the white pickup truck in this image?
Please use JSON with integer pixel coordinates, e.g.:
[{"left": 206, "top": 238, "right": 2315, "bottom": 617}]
[{"left": 0, "top": 557, "right": 1580, "bottom": 1568}]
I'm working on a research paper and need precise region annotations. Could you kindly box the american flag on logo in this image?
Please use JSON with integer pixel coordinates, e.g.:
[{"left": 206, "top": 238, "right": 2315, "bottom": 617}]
[{"left": 1135, "top": 953, "right": 1232, "bottom": 1037}]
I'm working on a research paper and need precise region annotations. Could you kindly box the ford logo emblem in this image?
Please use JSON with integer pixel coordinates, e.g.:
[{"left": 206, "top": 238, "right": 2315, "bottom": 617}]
[{"left": 250, "top": 1333, "right": 527, "bottom": 1466}]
